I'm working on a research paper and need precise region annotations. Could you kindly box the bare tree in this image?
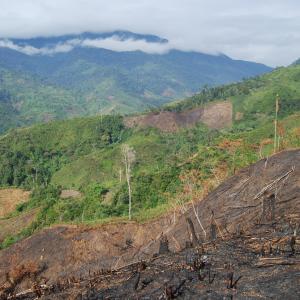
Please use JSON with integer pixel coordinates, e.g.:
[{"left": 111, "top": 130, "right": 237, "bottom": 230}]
[
  {"left": 273, "top": 94, "right": 280, "bottom": 154},
  {"left": 121, "top": 144, "right": 136, "bottom": 220}
]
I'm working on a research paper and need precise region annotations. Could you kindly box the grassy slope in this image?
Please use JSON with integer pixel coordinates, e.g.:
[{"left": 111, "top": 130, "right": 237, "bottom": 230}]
[
  {"left": 0, "top": 63, "right": 300, "bottom": 248},
  {"left": 232, "top": 65, "right": 300, "bottom": 120}
]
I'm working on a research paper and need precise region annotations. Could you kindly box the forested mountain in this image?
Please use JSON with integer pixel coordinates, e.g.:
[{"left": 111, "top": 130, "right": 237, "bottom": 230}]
[
  {"left": 0, "top": 67, "right": 79, "bottom": 133},
  {"left": 0, "top": 31, "right": 272, "bottom": 133}
]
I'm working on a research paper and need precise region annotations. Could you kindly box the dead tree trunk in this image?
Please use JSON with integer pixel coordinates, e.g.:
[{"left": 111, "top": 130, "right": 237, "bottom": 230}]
[
  {"left": 210, "top": 211, "right": 217, "bottom": 241},
  {"left": 186, "top": 217, "right": 200, "bottom": 246},
  {"left": 158, "top": 235, "right": 170, "bottom": 254},
  {"left": 261, "top": 192, "right": 276, "bottom": 223}
]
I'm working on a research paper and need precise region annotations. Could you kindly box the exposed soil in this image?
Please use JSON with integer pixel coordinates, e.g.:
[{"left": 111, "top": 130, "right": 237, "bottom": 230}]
[
  {"left": 60, "top": 190, "right": 82, "bottom": 199},
  {"left": 0, "top": 189, "right": 30, "bottom": 218},
  {"left": 0, "top": 149, "right": 299, "bottom": 299},
  {"left": 124, "top": 101, "right": 232, "bottom": 132}
]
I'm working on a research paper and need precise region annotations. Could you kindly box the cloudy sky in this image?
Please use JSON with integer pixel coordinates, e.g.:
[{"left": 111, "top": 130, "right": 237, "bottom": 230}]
[{"left": 0, "top": 0, "right": 299, "bottom": 66}]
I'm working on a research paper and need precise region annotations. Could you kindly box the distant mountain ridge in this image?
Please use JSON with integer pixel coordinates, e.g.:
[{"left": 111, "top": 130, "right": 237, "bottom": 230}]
[
  {"left": 8, "top": 31, "right": 168, "bottom": 48},
  {"left": 0, "top": 31, "right": 272, "bottom": 133}
]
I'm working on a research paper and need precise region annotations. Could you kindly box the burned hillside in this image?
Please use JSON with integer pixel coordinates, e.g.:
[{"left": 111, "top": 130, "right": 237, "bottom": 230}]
[{"left": 0, "top": 149, "right": 299, "bottom": 299}]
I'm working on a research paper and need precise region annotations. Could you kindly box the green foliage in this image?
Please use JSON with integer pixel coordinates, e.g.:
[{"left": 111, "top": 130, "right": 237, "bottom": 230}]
[
  {"left": 83, "top": 183, "right": 108, "bottom": 199},
  {"left": 0, "top": 235, "right": 19, "bottom": 249},
  {"left": 0, "top": 115, "right": 124, "bottom": 188}
]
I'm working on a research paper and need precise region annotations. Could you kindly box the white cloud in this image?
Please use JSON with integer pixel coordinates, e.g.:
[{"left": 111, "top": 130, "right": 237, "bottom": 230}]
[
  {"left": 0, "top": 36, "right": 175, "bottom": 55},
  {"left": 81, "top": 36, "right": 171, "bottom": 54},
  {"left": 0, "top": 39, "right": 75, "bottom": 55},
  {"left": 0, "top": 0, "right": 299, "bottom": 65},
  {"left": 1, "top": 35, "right": 215, "bottom": 56}
]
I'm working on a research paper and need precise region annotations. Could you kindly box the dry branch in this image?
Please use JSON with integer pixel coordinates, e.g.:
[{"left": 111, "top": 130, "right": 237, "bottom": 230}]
[
  {"left": 253, "top": 167, "right": 295, "bottom": 200},
  {"left": 191, "top": 200, "right": 207, "bottom": 238}
]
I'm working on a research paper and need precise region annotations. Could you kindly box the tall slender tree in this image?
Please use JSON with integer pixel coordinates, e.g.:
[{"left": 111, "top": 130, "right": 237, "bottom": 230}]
[
  {"left": 274, "top": 94, "right": 280, "bottom": 153},
  {"left": 121, "top": 144, "right": 136, "bottom": 220}
]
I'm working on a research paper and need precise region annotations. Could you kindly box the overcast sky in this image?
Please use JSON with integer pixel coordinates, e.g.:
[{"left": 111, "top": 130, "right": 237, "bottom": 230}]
[{"left": 0, "top": 0, "right": 299, "bottom": 66}]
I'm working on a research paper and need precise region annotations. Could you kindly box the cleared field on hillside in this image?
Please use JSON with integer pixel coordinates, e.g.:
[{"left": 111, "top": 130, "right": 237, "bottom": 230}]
[{"left": 0, "top": 188, "right": 30, "bottom": 218}]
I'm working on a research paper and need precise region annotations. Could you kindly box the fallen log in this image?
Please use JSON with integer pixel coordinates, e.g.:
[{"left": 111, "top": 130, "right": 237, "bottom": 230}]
[{"left": 255, "top": 257, "right": 300, "bottom": 268}]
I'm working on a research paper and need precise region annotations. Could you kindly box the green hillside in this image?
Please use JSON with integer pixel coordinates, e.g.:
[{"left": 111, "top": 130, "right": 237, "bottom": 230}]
[
  {"left": 165, "top": 65, "right": 300, "bottom": 123},
  {"left": 0, "top": 63, "right": 299, "bottom": 248},
  {"left": 0, "top": 65, "right": 159, "bottom": 135}
]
